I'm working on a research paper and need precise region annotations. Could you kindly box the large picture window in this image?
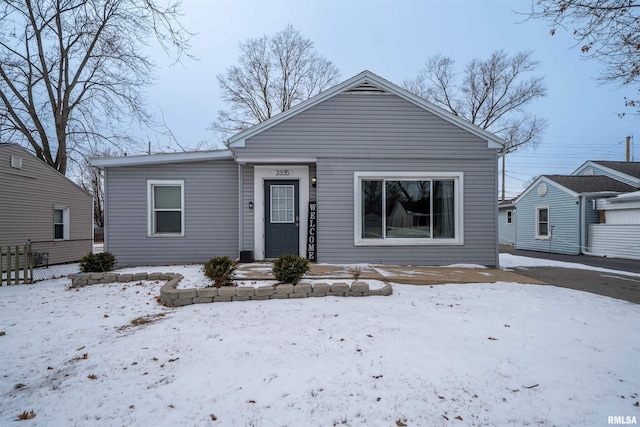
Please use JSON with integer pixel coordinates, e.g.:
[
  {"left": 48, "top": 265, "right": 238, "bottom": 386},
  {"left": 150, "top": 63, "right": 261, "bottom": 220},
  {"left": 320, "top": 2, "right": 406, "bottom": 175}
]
[
  {"left": 148, "top": 180, "right": 184, "bottom": 236},
  {"left": 356, "top": 173, "right": 462, "bottom": 245}
]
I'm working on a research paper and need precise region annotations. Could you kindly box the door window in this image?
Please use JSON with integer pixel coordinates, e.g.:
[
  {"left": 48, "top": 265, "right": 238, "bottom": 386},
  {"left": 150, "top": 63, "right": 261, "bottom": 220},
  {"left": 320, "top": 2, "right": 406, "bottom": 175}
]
[{"left": 270, "top": 185, "right": 295, "bottom": 223}]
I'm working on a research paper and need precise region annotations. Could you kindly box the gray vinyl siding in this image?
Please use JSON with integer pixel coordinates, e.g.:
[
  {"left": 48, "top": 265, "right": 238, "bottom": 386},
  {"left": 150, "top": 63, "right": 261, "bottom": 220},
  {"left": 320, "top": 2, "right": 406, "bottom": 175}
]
[
  {"left": 583, "top": 196, "right": 601, "bottom": 250},
  {"left": 241, "top": 165, "right": 254, "bottom": 252},
  {"left": 515, "top": 183, "right": 580, "bottom": 255},
  {"left": 314, "top": 157, "right": 498, "bottom": 266},
  {"left": 105, "top": 159, "right": 238, "bottom": 266},
  {"left": 0, "top": 144, "right": 92, "bottom": 264},
  {"left": 236, "top": 92, "right": 499, "bottom": 266},
  {"left": 235, "top": 93, "right": 493, "bottom": 161},
  {"left": 498, "top": 208, "right": 515, "bottom": 245}
]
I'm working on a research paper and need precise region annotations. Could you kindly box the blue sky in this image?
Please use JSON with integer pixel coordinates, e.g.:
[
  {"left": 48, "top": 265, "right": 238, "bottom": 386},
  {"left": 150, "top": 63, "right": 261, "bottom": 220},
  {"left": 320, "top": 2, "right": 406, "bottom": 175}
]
[{"left": 142, "top": 0, "right": 638, "bottom": 199}]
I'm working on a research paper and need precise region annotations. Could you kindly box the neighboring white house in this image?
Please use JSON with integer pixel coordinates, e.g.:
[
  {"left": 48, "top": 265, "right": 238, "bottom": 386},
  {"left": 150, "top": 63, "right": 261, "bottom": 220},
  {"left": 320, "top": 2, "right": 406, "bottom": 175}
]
[{"left": 589, "top": 191, "right": 640, "bottom": 260}]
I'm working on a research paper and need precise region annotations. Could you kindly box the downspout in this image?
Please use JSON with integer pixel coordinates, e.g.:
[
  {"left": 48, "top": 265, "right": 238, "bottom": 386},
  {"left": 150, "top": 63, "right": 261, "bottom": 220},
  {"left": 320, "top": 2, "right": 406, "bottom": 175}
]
[
  {"left": 238, "top": 163, "right": 243, "bottom": 260},
  {"left": 580, "top": 195, "right": 598, "bottom": 256}
]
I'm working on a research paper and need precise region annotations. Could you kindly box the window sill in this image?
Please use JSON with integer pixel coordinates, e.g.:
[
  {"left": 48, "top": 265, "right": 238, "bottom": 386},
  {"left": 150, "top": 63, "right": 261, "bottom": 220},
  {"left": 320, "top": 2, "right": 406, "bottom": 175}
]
[
  {"left": 535, "top": 236, "right": 550, "bottom": 240},
  {"left": 147, "top": 233, "right": 185, "bottom": 238},
  {"left": 354, "top": 238, "right": 463, "bottom": 246}
]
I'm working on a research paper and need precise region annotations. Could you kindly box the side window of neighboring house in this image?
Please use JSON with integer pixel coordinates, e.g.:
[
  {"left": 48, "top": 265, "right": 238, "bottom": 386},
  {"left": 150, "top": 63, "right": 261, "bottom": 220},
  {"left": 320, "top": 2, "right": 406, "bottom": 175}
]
[
  {"left": 506, "top": 210, "right": 512, "bottom": 224},
  {"left": 54, "top": 207, "right": 70, "bottom": 240},
  {"left": 148, "top": 180, "right": 185, "bottom": 236},
  {"left": 536, "top": 207, "right": 549, "bottom": 239}
]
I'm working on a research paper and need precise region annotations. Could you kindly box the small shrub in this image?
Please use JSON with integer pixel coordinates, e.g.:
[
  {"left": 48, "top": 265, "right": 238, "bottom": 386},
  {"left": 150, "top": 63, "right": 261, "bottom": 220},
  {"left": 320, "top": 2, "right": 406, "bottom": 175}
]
[
  {"left": 272, "top": 254, "right": 310, "bottom": 285},
  {"left": 203, "top": 256, "right": 236, "bottom": 288},
  {"left": 351, "top": 266, "right": 362, "bottom": 281},
  {"left": 79, "top": 252, "right": 117, "bottom": 273}
]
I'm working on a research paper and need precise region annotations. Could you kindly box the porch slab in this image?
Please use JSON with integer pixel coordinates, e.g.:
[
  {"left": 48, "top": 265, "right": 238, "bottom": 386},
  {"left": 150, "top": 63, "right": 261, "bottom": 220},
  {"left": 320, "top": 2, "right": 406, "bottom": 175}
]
[{"left": 234, "top": 262, "right": 543, "bottom": 285}]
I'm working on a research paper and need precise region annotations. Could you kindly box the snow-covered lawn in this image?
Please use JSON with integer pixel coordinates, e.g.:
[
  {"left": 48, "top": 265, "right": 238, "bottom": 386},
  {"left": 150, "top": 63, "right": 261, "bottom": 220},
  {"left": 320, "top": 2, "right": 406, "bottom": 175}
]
[{"left": 1, "top": 256, "right": 639, "bottom": 426}]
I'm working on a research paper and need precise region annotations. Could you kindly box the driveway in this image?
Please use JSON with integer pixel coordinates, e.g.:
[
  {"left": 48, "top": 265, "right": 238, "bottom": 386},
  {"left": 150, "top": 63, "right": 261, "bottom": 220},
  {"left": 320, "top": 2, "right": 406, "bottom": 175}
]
[{"left": 501, "top": 247, "right": 640, "bottom": 304}]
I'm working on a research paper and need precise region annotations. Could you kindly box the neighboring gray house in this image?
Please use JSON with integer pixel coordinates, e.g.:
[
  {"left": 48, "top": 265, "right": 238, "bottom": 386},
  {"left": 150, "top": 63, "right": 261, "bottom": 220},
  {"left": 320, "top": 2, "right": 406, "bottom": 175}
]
[
  {"left": 0, "top": 143, "right": 93, "bottom": 264},
  {"left": 514, "top": 174, "right": 637, "bottom": 255},
  {"left": 93, "top": 71, "right": 505, "bottom": 267},
  {"left": 498, "top": 199, "right": 515, "bottom": 246}
]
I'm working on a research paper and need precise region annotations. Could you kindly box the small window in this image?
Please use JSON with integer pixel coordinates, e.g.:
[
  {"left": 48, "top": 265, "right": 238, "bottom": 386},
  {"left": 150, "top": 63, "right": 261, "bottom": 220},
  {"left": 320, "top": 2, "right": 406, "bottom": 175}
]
[
  {"left": 506, "top": 210, "right": 513, "bottom": 224},
  {"left": 148, "top": 180, "right": 184, "bottom": 236},
  {"left": 536, "top": 207, "right": 549, "bottom": 239},
  {"left": 54, "top": 207, "right": 70, "bottom": 240}
]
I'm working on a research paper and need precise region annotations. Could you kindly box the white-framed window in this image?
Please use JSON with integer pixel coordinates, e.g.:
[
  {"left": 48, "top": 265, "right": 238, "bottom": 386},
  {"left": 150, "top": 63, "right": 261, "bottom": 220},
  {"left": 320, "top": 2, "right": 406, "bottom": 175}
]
[
  {"left": 54, "top": 206, "right": 70, "bottom": 240},
  {"left": 506, "top": 210, "right": 513, "bottom": 224},
  {"left": 354, "top": 172, "right": 463, "bottom": 246},
  {"left": 536, "top": 206, "right": 549, "bottom": 239},
  {"left": 147, "top": 180, "right": 184, "bottom": 236}
]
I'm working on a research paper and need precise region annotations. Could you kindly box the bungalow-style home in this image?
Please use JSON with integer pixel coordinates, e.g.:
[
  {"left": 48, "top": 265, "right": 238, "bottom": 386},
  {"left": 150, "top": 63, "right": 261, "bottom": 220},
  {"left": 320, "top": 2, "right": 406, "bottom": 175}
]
[
  {"left": 0, "top": 143, "right": 93, "bottom": 265},
  {"left": 513, "top": 161, "right": 639, "bottom": 256},
  {"left": 92, "top": 71, "right": 506, "bottom": 267},
  {"left": 498, "top": 199, "right": 515, "bottom": 246}
]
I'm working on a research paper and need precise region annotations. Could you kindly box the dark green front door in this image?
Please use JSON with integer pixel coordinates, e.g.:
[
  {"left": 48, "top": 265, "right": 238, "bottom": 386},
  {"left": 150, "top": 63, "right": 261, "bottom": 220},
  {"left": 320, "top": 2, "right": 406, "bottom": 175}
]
[{"left": 265, "top": 180, "right": 299, "bottom": 258}]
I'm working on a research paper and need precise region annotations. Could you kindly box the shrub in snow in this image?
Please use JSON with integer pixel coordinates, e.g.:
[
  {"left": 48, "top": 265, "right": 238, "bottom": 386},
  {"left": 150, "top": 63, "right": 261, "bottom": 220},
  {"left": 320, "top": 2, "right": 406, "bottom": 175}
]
[
  {"left": 79, "top": 252, "right": 117, "bottom": 273},
  {"left": 203, "top": 256, "right": 236, "bottom": 288},
  {"left": 272, "top": 254, "right": 310, "bottom": 285}
]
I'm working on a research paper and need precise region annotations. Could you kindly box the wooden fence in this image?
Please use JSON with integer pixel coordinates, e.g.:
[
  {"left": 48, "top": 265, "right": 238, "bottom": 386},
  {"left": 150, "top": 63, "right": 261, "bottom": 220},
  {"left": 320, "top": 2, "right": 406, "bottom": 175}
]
[{"left": 1, "top": 245, "right": 32, "bottom": 285}]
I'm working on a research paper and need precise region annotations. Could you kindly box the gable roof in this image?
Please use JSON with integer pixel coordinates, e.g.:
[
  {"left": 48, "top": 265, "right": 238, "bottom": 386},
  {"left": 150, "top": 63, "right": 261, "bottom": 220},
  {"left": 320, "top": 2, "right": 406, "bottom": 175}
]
[
  {"left": 591, "top": 161, "right": 640, "bottom": 179},
  {"left": 573, "top": 160, "right": 640, "bottom": 182},
  {"left": 515, "top": 174, "right": 638, "bottom": 203},
  {"left": 227, "top": 70, "right": 506, "bottom": 150},
  {"left": 546, "top": 175, "right": 638, "bottom": 194}
]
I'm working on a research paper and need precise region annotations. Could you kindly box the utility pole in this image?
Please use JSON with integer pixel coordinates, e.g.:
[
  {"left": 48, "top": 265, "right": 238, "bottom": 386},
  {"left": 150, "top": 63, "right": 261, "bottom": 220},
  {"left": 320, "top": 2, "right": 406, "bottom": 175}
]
[{"left": 626, "top": 135, "right": 631, "bottom": 162}]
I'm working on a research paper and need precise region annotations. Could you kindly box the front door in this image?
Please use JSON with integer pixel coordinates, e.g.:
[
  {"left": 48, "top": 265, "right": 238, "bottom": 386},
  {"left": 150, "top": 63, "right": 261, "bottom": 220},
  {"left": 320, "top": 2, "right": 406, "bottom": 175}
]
[{"left": 265, "top": 180, "right": 299, "bottom": 258}]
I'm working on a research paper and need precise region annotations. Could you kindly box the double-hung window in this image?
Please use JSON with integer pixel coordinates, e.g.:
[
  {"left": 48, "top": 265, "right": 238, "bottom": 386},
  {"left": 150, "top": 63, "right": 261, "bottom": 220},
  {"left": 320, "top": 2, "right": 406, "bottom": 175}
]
[
  {"left": 536, "top": 207, "right": 549, "bottom": 239},
  {"left": 506, "top": 210, "right": 513, "bottom": 224},
  {"left": 54, "top": 207, "right": 70, "bottom": 240},
  {"left": 355, "top": 172, "right": 463, "bottom": 245},
  {"left": 148, "top": 180, "right": 184, "bottom": 236}
]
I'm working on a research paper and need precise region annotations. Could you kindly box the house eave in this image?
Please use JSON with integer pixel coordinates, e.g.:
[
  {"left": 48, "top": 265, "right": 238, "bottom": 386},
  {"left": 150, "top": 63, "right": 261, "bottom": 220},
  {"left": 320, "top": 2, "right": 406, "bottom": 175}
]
[{"left": 91, "top": 149, "right": 233, "bottom": 169}]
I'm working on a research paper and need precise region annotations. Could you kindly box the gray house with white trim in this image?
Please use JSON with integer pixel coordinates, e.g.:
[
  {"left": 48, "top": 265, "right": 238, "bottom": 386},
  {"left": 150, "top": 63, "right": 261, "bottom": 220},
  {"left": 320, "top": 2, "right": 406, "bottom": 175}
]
[
  {"left": 0, "top": 143, "right": 93, "bottom": 264},
  {"left": 93, "top": 71, "right": 505, "bottom": 267}
]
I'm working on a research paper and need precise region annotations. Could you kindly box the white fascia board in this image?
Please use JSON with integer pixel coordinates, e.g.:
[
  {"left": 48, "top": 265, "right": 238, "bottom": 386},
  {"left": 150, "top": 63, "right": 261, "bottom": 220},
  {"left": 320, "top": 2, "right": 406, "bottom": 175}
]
[
  {"left": 571, "top": 160, "right": 593, "bottom": 175},
  {"left": 228, "top": 70, "right": 506, "bottom": 150},
  {"left": 91, "top": 149, "right": 233, "bottom": 169},
  {"left": 235, "top": 157, "right": 317, "bottom": 164}
]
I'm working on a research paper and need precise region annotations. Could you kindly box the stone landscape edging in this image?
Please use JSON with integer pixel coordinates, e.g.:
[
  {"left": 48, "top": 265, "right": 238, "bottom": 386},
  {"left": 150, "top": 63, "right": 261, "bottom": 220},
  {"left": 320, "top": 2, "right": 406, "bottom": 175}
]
[{"left": 67, "top": 272, "right": 393, "bottom": 307}]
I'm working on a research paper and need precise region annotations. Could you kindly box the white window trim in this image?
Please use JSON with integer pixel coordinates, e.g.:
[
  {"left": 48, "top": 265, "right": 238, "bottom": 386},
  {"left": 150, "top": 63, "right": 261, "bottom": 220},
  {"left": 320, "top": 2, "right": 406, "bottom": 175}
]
[
  {"left": 353, "top": 171, "right": 464, "bottom": 246},
  {"left": 147, "top": 180, "right": 185, "bottom": 237},
  {"left": 506, "top": 210, "right": 513, "bottom": 224},
  {"left": 535, "top": 206, "right": 550, "bottom": 240},
  {"left": 54, "top": 206, "right": 70, "bottom": 241},
  {"left": 253, "top": 166, "right": 309, "bottom": 260}
]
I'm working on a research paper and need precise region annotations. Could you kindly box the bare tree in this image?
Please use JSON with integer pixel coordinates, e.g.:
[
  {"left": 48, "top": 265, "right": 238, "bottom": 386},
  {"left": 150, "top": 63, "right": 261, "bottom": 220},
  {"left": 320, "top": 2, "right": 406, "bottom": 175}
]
[
  {"left": 0, "top": 0, "right": 192, "bottom": 175},
  {"left": 521, "top": 0, "right": 640, "bottom": 114},
  {"left": 211, "top": 25, "right": 340, "bottom": 141},
  {"left": 403, "top": 50, "right": 548, "bottom": 201}
]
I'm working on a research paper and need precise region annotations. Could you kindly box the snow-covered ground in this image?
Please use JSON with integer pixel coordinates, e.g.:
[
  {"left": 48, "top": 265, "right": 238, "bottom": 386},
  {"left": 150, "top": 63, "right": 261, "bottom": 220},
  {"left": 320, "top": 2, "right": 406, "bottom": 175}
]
[{"left": 0, "top": 255, "right": 638, "bottom": 426}]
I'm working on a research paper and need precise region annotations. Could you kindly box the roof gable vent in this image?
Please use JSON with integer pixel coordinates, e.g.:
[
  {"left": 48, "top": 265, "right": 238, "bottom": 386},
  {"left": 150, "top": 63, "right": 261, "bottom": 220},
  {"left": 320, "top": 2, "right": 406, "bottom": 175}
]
[
  {"left": 10, "top": 155, "right": 22, "bottom": 169},
  {"left": 344, "top": 81, "right": 388, "bottom": 94}
]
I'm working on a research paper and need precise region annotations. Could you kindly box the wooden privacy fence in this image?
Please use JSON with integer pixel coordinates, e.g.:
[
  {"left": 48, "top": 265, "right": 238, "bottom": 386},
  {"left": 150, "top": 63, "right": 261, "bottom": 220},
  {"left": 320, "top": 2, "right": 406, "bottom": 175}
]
[{"left": 1, "top": 245, "right": 32, "bottom": 285}]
